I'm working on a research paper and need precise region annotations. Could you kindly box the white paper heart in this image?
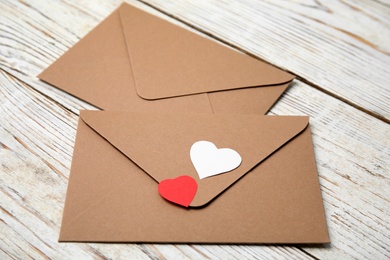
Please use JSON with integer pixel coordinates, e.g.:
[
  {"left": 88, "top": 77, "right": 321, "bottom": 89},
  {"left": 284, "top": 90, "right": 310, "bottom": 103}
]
[{"left": 190, "top": 141, "right": 242, "bottom": 179}]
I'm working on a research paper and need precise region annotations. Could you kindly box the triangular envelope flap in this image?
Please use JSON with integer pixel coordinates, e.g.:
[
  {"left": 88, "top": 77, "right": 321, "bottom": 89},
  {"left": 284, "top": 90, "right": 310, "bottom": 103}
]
[
  {"left": 119, "top": 4, "right": 294, "bottom": 100},
  {"left": 80, "top": 111, "right": 308, "bottom": 207}
]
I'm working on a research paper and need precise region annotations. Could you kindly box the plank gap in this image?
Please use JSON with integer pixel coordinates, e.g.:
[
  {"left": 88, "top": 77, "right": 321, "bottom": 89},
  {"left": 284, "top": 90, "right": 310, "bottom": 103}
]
[
  {"left": 1, "top": 69, "right": 79, "bottom": 117},
  {"left": 296, "top": 76, "right": 390, "bottom": 124},
  {"left": 296, "top": 247, "right": 320, "bottom": 259}
]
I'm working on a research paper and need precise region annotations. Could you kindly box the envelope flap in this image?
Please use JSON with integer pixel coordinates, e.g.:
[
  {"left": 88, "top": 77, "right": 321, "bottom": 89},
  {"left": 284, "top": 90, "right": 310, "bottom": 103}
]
[
  {"left": 80, "top": 111, "right": 308, "bottom": 207},
  {"left": 119, "top": 4, "right": 294, "bottom": 100}
]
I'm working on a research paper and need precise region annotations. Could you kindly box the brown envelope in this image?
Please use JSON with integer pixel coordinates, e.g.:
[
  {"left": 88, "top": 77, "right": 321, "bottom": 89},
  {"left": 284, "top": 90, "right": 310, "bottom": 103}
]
[
  {"left": 59, "top": 110, "right": 329, "bottom": 243},
  {"left": 38, "top": 3, "right": 294, "bottom": 114}
]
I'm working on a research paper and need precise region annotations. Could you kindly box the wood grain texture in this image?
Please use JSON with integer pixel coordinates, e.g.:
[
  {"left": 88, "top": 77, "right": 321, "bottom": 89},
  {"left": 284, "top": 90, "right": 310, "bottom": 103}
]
[{"left": 1, "top": 0, "right": 389, "bottom": 259}]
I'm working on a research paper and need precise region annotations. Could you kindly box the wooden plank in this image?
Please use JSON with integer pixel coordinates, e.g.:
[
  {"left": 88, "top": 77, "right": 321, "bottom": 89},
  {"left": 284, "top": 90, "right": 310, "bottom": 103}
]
[{"left": 140, "top": 0, "right": 390, "bottom": 121}]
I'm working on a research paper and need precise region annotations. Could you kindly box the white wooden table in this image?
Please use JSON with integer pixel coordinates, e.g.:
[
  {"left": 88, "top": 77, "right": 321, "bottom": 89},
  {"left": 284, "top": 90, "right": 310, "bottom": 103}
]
[{"left": 1, "top": 0, "right": 389, "bottom": 259}]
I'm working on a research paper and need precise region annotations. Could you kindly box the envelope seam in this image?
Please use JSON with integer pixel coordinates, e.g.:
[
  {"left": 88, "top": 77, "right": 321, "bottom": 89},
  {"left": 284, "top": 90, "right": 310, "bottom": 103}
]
[
  {"left": 80, "top": 115, "right": 160, "bottom": 183},
  {"left": 206, "top": 93, "right": 215, "bottom": 114},
  {"left": 118, "top": 8, "right": 140, "bottom": 99},
  {"left": 62, "top": 183, "right": 126, "bottom": 231}
]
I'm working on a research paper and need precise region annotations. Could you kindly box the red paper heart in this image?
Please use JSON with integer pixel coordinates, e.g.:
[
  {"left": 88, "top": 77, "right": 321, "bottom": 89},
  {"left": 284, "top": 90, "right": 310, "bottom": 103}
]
[{"left": 158, "top": 175, "right": 198, "bottom": 207}]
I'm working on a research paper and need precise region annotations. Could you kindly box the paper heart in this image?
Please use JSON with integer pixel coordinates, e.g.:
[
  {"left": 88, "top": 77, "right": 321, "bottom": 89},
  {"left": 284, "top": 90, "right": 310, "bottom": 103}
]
[
  {"left": 158, "top": 175, "right": 198, "bottom": 207},
  {"left": 190, "top": 141, "right": 242, "bottom": 179}
]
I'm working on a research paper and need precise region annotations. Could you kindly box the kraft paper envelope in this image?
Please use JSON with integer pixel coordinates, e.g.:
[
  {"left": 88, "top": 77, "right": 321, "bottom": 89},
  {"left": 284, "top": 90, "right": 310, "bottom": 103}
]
[
  {"left": 38, "top": 3, "right": 294, "bottom": 114},
  {"left": 59, "top": 110, "right": 329, "bottom": 243}
]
